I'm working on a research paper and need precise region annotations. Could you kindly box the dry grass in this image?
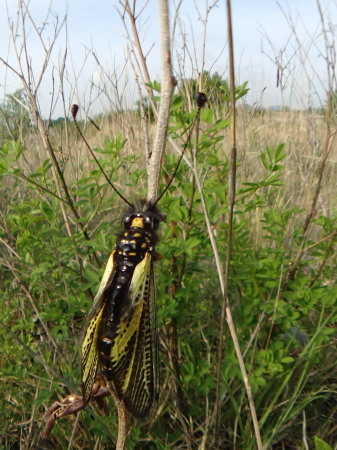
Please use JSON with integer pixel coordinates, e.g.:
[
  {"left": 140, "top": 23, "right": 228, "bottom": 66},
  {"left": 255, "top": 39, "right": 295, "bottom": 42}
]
[
  {"left": 25, "top": 106, "right": 334, "bottom": 232},
  {"left": 238, "top": 109, "right": 331, "bottom": 205},
  {"left": 12, "top": 106, "right": 334, "bottom": 255}
]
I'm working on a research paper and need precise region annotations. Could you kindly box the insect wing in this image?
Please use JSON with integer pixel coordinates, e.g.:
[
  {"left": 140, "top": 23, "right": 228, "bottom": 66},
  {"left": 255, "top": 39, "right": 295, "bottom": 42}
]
[
  {"left": 81, "top": 251, "right": 116, "bottom": 402},
  {"left": 111, "top": 252, "right": 157, "bottom": 418}
]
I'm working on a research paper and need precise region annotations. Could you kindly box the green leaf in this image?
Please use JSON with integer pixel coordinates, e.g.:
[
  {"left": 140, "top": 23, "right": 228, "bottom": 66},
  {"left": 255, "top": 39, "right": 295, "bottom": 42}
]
[
  {"left": 146, "top": 80, "right": 161, "bottom": 92},
  {"left": 209, "top": 118, "right": 230, "bottom": 132},
  {"left": 275, "top": 143, "right": 286, "bottom": 162},
  {"left": 200, "top": 108, "right": 213, "bottom": 124},
  {"left": 84, "top": 268, "right": 101, "bottom": 284},
  {"left": 314, "top": 436, "right": 333, "bottom": 450},
  {"left": 281, "top": 357, "right": 294, "bottom": 364},
  {"left": 172, "top": 95, "right": 183, "bottom": 107}
]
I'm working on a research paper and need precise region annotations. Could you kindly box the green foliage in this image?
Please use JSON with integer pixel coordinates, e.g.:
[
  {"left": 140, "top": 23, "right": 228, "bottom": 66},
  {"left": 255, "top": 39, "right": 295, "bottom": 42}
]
[
  {"left": 135, "top": 96, "right": 156, "bottom": 123},
  {"left": 137, "top": 73, "right": 249, "bottom": 125},
  {"left": 180, "top": 71, "right": 249, "bottom": 115},
  {"left": 0, "top": 89, "right": 31, "bottom": 142},
  {"left": 315, "top": 436, "right": 333, "bottom": 450},
  {"left": 1, "top": 83, "right": 337, "bottom": 448}
]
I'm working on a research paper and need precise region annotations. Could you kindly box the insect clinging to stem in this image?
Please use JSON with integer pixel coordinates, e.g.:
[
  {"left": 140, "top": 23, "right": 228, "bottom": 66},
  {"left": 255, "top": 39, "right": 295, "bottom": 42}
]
[{"left": 72, "top": 92, "right": 207, "bottom": 418}]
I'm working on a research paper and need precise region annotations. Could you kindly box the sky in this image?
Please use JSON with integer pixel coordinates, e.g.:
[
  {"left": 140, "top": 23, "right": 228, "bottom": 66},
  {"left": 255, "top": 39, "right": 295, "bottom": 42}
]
[{"left": 0, "top": 0, "right": 336, "bottom": 118}]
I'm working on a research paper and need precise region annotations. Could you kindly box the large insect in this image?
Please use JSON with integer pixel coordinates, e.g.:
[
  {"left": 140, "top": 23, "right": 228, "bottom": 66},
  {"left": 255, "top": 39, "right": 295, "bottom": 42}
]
[
  {"left": 73, "top": 92, "right": 207, "bottom": 418},
  {"left": 81, "top": 200, "right": 164, "bottom": 418}
]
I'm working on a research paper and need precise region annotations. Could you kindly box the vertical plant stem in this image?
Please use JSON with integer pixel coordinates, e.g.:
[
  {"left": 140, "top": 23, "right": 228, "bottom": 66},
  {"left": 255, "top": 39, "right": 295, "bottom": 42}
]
[
  {"left": 128, "top": 47, "right": 151, "bottom": 162},
  {"left": 147, "top": 0, "right": 175, "bottom": 202},
  {"left": 120, "top": 1, "right": 159, "bottom": 121},
  {"left": 213, "top": 0, "right": 236, "bottom": 436},
  {"left": 67, "top": 410, "right": 80, "bottom": 450},
  {"left": 123, "top": 0, "right": 155, "bottom": 105},
  {"left": 211, "top": 0, "right": 262, "bottom": 447},
  {"left": 107, "top": 381, "right": 130, "bottom": 450},
  {"left": 167, "top": 236, "right": 188, "bottom": 418},
  {"left": 116, "top": 400, "right": 130, "bottom": 450}
]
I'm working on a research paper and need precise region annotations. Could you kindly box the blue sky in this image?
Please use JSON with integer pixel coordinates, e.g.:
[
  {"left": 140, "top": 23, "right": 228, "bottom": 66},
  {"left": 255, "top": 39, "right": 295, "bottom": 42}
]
[{"left": 0, "top": 0, "right": 335, "bottom": 117}]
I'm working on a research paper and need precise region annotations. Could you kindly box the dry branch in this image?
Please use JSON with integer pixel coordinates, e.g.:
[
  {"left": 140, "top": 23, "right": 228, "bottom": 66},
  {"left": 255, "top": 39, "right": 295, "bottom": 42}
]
[{"left": 147, "top": 0, "right": 175, "bottom": 203}]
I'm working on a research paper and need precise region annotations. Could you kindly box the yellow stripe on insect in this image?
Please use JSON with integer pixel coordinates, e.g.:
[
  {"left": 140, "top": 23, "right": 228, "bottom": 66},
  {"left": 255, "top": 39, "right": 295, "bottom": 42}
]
[
  {"left": 93, "top": 251, "right": 116, "bottom": 300},
  {"left": 82, "top": 305, "right": 106, "bottom": 396},
  {"left": 110, "top": 254, "right": 151, "bottom": 360},
  {"left": 131, "top": 217, "right": 144, "bottom": 228},
  {"left": 130, "top": 253, "right": 151, "bottom": 299},
  {"left": 112, "top": 300, "right": 144, "bottom": 394}
]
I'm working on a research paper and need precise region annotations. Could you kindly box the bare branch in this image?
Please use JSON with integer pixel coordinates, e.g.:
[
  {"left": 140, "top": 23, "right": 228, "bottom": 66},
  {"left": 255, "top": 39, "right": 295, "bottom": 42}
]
[{"left": 147, "top": 0, "right": 175, "bottom": 203}]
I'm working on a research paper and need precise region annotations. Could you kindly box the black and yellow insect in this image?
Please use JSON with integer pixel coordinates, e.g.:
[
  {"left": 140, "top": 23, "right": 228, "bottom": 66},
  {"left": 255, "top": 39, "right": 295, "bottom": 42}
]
[
  {"left": 81, "top": 201, "right": 164, "bottom": 418},
  {"left": 74, "top": 92, "right": 207, "bottom": 419}
]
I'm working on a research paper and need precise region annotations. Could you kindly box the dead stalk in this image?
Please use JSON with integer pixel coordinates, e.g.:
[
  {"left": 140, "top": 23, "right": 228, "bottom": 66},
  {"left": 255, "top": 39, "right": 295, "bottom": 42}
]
[
  {"left": 127, "top": 46, "right": 152, "bottom": 164},
  {"left": 147, "top": 0, "right": 175, "bottom": 202},
  {"left": 212, "top": 0, "right": 262, "bottom": 447},
  {"left": 122, "top": 1, "right": 154, "bottom": 102}
]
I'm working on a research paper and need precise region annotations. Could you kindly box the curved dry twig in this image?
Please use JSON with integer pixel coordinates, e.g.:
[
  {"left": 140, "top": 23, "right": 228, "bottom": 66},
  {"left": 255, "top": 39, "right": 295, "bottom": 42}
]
[{"left": 40, "top": 374, "right": 110, "bottom": 442}]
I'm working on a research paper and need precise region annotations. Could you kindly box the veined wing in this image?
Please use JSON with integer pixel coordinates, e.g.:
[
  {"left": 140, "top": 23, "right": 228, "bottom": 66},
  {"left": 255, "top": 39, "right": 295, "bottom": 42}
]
[
  {"left": 110, "top": 252, "right": 157, "bottom": 418},
  {"left": 81, "top": 251, "right": 116, "bottom": 402}
]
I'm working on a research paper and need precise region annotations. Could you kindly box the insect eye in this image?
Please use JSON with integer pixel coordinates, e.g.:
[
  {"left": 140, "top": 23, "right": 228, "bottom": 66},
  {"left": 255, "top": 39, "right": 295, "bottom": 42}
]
[
  {"left": 123, "top": 214, "right": 132, "bottom": 228},
  {"left": 144, "top": 216, "right": 153, "bottom": 228}
]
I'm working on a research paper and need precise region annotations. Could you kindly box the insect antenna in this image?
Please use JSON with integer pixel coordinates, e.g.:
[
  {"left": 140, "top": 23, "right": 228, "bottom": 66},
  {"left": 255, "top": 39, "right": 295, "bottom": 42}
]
[
  {"left": 153, "top": 92, "right": 207, "bottom": 207},
  {"left": 71, "top": 104, "right": 134, "bottom": 208},
  {"left": 88, "top": 116, "right": 101, "bottom": 131}
]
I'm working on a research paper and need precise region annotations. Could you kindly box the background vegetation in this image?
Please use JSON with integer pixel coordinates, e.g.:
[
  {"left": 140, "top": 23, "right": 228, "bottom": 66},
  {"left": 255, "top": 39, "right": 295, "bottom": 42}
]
[{"left": 1, "top": 1, "right": 337, "bottom": 449}]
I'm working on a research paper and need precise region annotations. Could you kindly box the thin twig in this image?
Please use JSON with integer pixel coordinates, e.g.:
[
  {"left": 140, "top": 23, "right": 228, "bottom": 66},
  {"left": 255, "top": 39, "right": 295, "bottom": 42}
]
[
  {"left": 127, "top": 45, "right": 151, "bottom": 163},
  {"left": 211, "top": 0, "right": 262, "bottom": 447},
  {"left": 106, "top": 381, "right": 131, "bottom": 450},
  {"left": 122, "top": 1, "right": 155, "bottom": 105}
]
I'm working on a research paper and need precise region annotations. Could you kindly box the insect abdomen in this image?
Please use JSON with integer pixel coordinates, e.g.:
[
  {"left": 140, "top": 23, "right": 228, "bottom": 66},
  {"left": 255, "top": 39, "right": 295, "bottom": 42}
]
[{"left": 96, "top": 222, "right": 156, "bottom": 417}]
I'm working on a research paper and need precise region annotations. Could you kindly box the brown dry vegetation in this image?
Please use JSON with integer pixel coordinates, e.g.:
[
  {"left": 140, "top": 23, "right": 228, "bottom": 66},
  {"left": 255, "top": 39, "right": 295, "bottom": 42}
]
[{"left": 42, "top": 107, "right": 337, "bottom": 243}]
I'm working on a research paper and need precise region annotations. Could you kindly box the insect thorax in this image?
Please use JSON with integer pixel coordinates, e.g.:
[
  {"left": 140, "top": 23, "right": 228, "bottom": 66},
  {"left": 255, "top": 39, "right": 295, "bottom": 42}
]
[{"left": 116, "top": 204, "right": 162, "bottom": 264}]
